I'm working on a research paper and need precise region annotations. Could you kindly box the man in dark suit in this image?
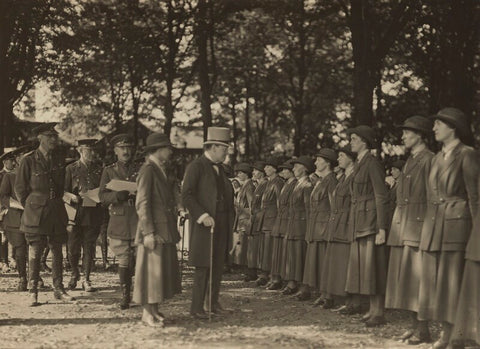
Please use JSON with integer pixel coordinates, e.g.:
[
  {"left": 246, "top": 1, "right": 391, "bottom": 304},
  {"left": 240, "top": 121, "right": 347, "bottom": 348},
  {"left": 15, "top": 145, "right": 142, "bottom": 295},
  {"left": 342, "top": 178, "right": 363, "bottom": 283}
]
[
  {"left": 181, "top": 127, "right": 235, "bottom": 319},
  {"left": 65, "top": 139, "right": 104, "bottom": 292},
  {"left": 15, "top": 123, "right": 73, "bottom": 306}
]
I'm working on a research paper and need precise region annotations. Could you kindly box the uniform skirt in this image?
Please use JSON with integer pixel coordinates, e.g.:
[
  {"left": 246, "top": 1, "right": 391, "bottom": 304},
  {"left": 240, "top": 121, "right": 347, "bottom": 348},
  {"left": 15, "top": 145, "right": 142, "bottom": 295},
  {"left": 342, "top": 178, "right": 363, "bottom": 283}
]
[
  {"left": 452, "top": 260, "right": 480, "bottom": 343},
  {"left": 321, "top": 241, "right": 350, "bottom": 296},
  {"left": 302, "top": 241, "right": 326, "bottom": 290},
  {"left": 385, "top": 245, "right": 422, "bottom": 312},
  {"left": 247, "top": 235, "right": 262, "bottom": 269},
  {"left": 133, "top": 242, "right": 181, "bottom": 305},
  {"left": 270, "top": 236, "right": 284, "bottom": 276},
  {"left": 418, "top": 250, "right": 465, "bottom": 324},
  {"left": 345, "top": 234, "right": 388, "bottom": 296},
  {"left": 232, "top": 230, "right": 249, "bottom": 266},
  {"left": 282, "top": 239, "right": 306, "bottom": 282},
  {"left": 260, "top": 232, "right": 274, "bottom": 272}
]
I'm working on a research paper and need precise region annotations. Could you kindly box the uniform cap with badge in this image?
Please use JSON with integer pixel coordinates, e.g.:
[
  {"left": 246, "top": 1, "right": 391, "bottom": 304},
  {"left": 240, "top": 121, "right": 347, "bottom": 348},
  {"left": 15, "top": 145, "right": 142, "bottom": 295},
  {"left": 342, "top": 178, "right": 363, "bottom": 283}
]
[
  {"left": 32, "top": 122, "right": 59, "bottom": 136},
  {"left": 110, "top": 134, "right": 134, "bottom": 147}
]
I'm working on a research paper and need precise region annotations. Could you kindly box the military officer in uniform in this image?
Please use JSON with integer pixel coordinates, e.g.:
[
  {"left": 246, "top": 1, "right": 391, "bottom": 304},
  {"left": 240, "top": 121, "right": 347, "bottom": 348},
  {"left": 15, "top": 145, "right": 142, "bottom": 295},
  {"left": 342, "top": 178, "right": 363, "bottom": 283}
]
[
  {"left": 15, "top": 123, "right": 74, "bottom": 306},
  {"left": 99, "top": 134, "right": 140, "bottom": 309},
  {"left": 0, "top": 150, "right": 17, "bottom": 271},
  {"left": 65, "top": 139, "right": 104, "bottom": 292}
]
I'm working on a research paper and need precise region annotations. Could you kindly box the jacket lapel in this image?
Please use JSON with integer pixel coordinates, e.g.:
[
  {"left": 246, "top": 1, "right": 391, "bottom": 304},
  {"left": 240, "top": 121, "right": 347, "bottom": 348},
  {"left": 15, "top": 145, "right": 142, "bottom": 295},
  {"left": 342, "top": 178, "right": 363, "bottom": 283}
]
[{"left": 438, "top": 143, "right": 462, "bottom": 178}]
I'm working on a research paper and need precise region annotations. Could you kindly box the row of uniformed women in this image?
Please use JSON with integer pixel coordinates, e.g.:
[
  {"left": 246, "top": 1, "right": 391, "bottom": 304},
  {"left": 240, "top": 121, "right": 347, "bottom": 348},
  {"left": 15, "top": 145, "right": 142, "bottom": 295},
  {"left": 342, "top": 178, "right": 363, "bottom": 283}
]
[{"left": 231, "top": 107, "right": 479, "bottom": 349}]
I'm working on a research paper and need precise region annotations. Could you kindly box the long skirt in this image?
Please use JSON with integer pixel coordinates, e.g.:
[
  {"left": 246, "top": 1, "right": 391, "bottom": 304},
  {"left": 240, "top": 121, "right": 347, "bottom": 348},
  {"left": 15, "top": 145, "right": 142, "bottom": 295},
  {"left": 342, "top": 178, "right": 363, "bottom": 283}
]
[
  {"left": 133, "top": 242, "right": 181, "bottom": 305},
  {"left": 232, "top": 230, "right": 249, "bottom": 266},
  {"left": 270, "top": 236, "right": 284, "bottom": 277},
  {"left": 385, "top": 245, "right": 422, "bottom": 312},
  {"left": 260, "top": 233, "right": 274, "bottom": 272},
  {"left": 321, "top": 242, "right": 350, "bottom": 296},
  {"left": 452, "top": 260, "right": 480, "bottom": 343},
  {"left": 282, "top": 239, "right": 306, "bottom": 282},
  {"left": 247, "top": 235, "right": 262, "bottom": 269},
  {"left": 418, "top": 250, "right": 465, "bottom": 324},
  {"left": 345, "top": 235, "right": 388, "bottom": 296},
  {"left": 302, "top": 241, "right": 326, "bottom": 290}
]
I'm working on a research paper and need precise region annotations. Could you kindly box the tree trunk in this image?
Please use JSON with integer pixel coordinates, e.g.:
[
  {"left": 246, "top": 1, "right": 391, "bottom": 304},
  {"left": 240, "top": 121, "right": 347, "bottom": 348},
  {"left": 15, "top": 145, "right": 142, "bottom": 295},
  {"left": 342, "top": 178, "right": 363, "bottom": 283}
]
[
  {"left": 231, "top": 101, "right": 238, "bottom": 163},
  {"left": 163, "top": 0, "right": 175, "bottom": 138},
  {"left": 196, "top": 0, "right": 213, "bottom": 140},
  {"left": 244, "top": 82, "right": 251, "bottom": 159}
]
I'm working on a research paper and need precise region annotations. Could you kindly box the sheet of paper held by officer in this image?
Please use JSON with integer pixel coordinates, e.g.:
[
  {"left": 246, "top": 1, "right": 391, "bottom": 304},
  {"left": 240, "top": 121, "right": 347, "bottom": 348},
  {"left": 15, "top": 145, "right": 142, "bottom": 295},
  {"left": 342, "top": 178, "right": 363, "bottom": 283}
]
[
  {"left": 80, "top": 188, "right": 100, "bottom": 207},
  {"left": 106, "top": 179, "right": 137, "bottom": 194}
]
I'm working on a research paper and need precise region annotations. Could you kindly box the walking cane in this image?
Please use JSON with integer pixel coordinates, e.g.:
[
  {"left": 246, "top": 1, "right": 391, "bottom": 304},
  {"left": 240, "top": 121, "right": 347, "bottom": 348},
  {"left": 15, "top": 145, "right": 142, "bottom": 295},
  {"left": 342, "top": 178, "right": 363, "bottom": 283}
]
[{"left": 209, "top": 224, "right": 214, "bottom": 322}]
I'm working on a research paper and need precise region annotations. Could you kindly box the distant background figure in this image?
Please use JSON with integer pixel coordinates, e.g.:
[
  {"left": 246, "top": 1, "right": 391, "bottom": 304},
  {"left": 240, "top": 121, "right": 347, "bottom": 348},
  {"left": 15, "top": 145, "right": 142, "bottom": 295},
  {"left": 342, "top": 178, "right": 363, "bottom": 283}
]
[{"left": 181, "top": 127, "right": 234, "bottom": 320}]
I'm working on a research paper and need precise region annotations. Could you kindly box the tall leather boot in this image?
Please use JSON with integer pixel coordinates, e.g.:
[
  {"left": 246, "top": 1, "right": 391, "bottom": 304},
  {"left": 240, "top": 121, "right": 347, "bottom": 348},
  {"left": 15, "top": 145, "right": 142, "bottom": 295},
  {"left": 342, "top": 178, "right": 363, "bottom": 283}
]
[
  {"left": 118, "top": 267, "right": 130, "bottom": 310},
  {"left": 16, "top": 251, "right": 28, "bottom": 291}
]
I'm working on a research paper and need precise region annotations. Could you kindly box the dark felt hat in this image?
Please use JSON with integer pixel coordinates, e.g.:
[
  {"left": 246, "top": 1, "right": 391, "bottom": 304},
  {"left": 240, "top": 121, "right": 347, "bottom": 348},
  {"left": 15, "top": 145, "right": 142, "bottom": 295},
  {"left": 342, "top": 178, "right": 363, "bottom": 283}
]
[
  {"left": 33, "top": 122, "right": 58, "bottom": 136},
  {"left": 77, "top": 139, "right": 98, "bottom": 147},
  {"left": 346, "top": 125, "right": 376, "bottom": 149},
  {"left": 111, "top": 133, "right": 134, "bottom": 147},
  {"left": 144, "top": 133, "right": 173, "bottom": 152},
  {"left": 396, "top": 115, "right": 432, "bottom": 135},
  {"left": 430, "top": 107, "right": 473, "bottom": 146},
  {"left": 315, "top": 148, "right": 338, "bottom": 166},
  {"left": 278, "top": 159, "right": 294, "bottom": 171},
  {"left": 291, "top": 155, "right": 315, "bottom": 174},
  {"left": 264, "top": 157, "right": 281, "bottom": 169},
  {"left": 234, "top": 162, "right": 252, "bottom": 175},
  {"left": 252, "top": 161, "right": 266, "bottom": 173},
  {"left": 338, "top": 145, "right": 356, "bottom": 160}
]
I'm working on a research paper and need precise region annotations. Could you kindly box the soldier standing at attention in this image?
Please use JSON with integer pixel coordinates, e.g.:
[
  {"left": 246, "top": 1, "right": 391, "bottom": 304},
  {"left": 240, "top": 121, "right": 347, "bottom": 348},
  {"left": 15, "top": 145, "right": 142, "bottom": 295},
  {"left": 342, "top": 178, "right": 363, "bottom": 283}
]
[
  {"left": 65, "top": 139, "right": 104, "bottom": 292},
  {"left": 99, "top": 134, "right": 140, "bottom": 309},
  {"left": 15, "top": 123, "right": 74, "bottom": 306}
]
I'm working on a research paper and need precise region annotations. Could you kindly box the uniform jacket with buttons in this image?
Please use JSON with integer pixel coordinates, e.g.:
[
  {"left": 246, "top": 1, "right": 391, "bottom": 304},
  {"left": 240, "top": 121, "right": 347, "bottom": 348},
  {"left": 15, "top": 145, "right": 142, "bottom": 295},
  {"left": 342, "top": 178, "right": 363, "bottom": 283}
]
[
  {"left": 466, "top": 177, "right": 480, "bottom": 261},
  {"left": 99, "top": 160, "right": 140, "bottom": 240},
  {"left": 248, "top": 178, "right": 268, "bottom": 236},
  {"left": 233, "top": 179, "right": 255, "bottom": 233},
  {"left": 420, "top": 143, "right": 479, "bottom": 252},
  {"left": 135, "top": 158, "right": 180, "bottom": 245},
  {"left": 350, "top": 152, "right": 389, "bottom": 238},
  {"left": 0, "top": 172, "right": 22, "bottom": 232},
  {"left": 65, "top": 159, "right": 104, "bottom": 227},
  {"left": 271, "top": 177, "right": 297, "bottom": 238},
  {"left": 258, "top": 175, "right": 284, "bottom": 234},
  {"left": 15, "top": 149, "right": 68, "bottom": 234},
  {"left": 387, "top": 148, "right": 433, "bottom": 248},
  {"left": 306, "top": 172, "right": 337, "bottom": 242},
  {"left": 326, "top": 173, "right": 354, "bottom": 243},
  {"left": 286, "top": 176, "right": 313, "bottom": 240}
]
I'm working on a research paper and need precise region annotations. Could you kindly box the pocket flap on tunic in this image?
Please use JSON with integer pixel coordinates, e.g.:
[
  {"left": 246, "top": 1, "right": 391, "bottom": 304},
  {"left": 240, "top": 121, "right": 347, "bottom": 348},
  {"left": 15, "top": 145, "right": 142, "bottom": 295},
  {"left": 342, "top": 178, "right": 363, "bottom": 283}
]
[{"left": 445, "top": 201, "right": 469, "bottom": 220}]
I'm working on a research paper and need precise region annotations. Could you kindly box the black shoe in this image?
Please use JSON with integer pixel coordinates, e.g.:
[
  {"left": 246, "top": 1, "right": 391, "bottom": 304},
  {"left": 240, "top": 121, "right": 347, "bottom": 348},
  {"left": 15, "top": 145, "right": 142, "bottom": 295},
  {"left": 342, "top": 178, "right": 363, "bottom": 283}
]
[
  {"left": 406, "top": 333, "right": 432, "bottom": 345},
  {"left": 338, "top": 305, "right": 363, "bottom": 315},
  {"left": 29, "top": 292, "right": 40, "bottom": 307},
  {"left": 282, "top": 286, "right": 298, "bottom": 295},
  {"left": 266, "top": 282, "right": 282, "bottom": 290},
  {"left": 322, "top": 298, "right": 335, "bottom": 309},
  {"left": 82, "top": 280, "right": 97, "bottom": 292},
  {"left": 312, "top": 297, "right": 325, "bottom": 307},
  {"left": 296, "top": 292, "right": 311, "bottom": 301},
  {"left": 365, "top": 316, "right": 386, "bottom": 327},
  {"left": 68, "top": 277, "right": 78, "bottom": 291},
  {"left": 119, "top": 283, "right": 130, "bottom": 310},
  {"left": 211, "top": 303, "right": 231, "bottom": 315},
  {"left": 191, "top": 311, "right": 209, "bottom": 320},
  {"left": 255, "top": 277, "right": 268, "bottom": 287},
  {"left": 53, "top": 288, "right": 75, "bottom": 301}
]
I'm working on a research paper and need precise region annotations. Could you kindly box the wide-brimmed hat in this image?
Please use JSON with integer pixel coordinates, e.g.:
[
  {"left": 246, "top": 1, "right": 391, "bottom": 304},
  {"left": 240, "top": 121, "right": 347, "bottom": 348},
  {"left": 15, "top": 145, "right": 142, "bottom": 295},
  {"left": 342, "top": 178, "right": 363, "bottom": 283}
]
[
  {"left": 13, "top": 145, "right": 34, "bottom": 156},
  {"left": 396, "top": 115, "right": 432, "bottom": 136},
  {"left": 204, "top": 127, "right": 230, "bottom": 147},
  {"left": 144, "top": 133, "right": 173, "bottom": 152},
  {"left": 234, "top": 162, "right": 252, "bottom": 175},
  {"left": 346, "top": 125, "right": 376, "bottom": 149},
  {"left": 111, "top": 133, "right": 134, "bottom": 147},
  {"left": 0, "top": 150, "right": 16, "bottom": 162},
  {"left": 315, "top": 148, "right": 338, "bottom": 166},
  {"left": 291, "top": 155, "right": 315, "bottom": 174},
  {"left": 278, "top": 159, "right": 294, "bottom": 171},
  {"left": 264, "top": 157, "right": 281, "bottom": 169},
  {"left": 337, "top": 145, "right": 356, "bottom": 160},
  {"left": 77, "top": 139, "right": 98, "bottom": 148},
  {"left": 33, "top": 122, "right": 58, "bottom": 136},
  {"left": 430, "top": 107, "right": 473, "bottom": 145},
  {"left": 252, "top": 161, "right": 266, "bottom": 173}
]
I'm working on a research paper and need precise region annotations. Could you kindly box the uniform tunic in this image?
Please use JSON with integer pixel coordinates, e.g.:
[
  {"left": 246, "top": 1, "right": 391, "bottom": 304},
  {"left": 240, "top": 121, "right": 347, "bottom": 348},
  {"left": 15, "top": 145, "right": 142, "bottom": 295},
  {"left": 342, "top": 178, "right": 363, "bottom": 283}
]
[
  {"left": 0, "top": 172, "right": 24, "bottom": 245},
  {"left": 321, "top": 172, "right": 354, "bottom": 296},
  {"left": 385, "top": 148, "right": 433, "bottom": 312},
  {"left": 246, "top": 178, "right": 268, "bottom": 270},
  {"left": 282, "top": 176, "right": 313, "bottom": 282},
  {"left": 418, "top": 143, "right": 479, "bottom": 324},
  {"left": 345, "top": 151, "right": 389, "bottom": 296},
  {"left": 231, "top": 179, "right": 255, "bottom": 266},
  {"left": 271, "top": 177, "right": 297, "bottom": 277},
  {"left": 303, "top": 172, "right": 337, "bottom": 290},
  {"left": 258, "top": 175, "right": 284, "bottom": 272}
]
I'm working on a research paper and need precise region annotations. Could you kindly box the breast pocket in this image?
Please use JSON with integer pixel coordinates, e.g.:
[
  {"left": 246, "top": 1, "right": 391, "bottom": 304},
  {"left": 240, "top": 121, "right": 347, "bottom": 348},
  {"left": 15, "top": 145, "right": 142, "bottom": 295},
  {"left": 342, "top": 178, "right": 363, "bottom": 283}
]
[
  {"left": 444, "top": 201, "right": 471, "bottom": 243},
  {"left": 23, "top": 195, "right": 48, "bottom": 227},
  {"left": 109, "top": 205, "right": 125, "bottom": 216}
]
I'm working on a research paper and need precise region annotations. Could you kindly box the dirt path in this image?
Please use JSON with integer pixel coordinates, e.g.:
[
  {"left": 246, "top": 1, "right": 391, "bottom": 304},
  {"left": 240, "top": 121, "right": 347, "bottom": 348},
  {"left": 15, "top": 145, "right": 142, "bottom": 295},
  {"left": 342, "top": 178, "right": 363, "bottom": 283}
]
[{"left": 0, "top": 263, "right": 439, "bottom": 349}]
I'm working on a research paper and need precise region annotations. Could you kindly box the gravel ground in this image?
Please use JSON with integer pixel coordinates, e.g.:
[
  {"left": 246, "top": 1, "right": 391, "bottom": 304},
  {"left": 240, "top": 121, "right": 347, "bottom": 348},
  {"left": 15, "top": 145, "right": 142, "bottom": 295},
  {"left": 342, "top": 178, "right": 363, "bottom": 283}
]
[{"left": 0, "top": 257, "right": 446, "bottom": 349}]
